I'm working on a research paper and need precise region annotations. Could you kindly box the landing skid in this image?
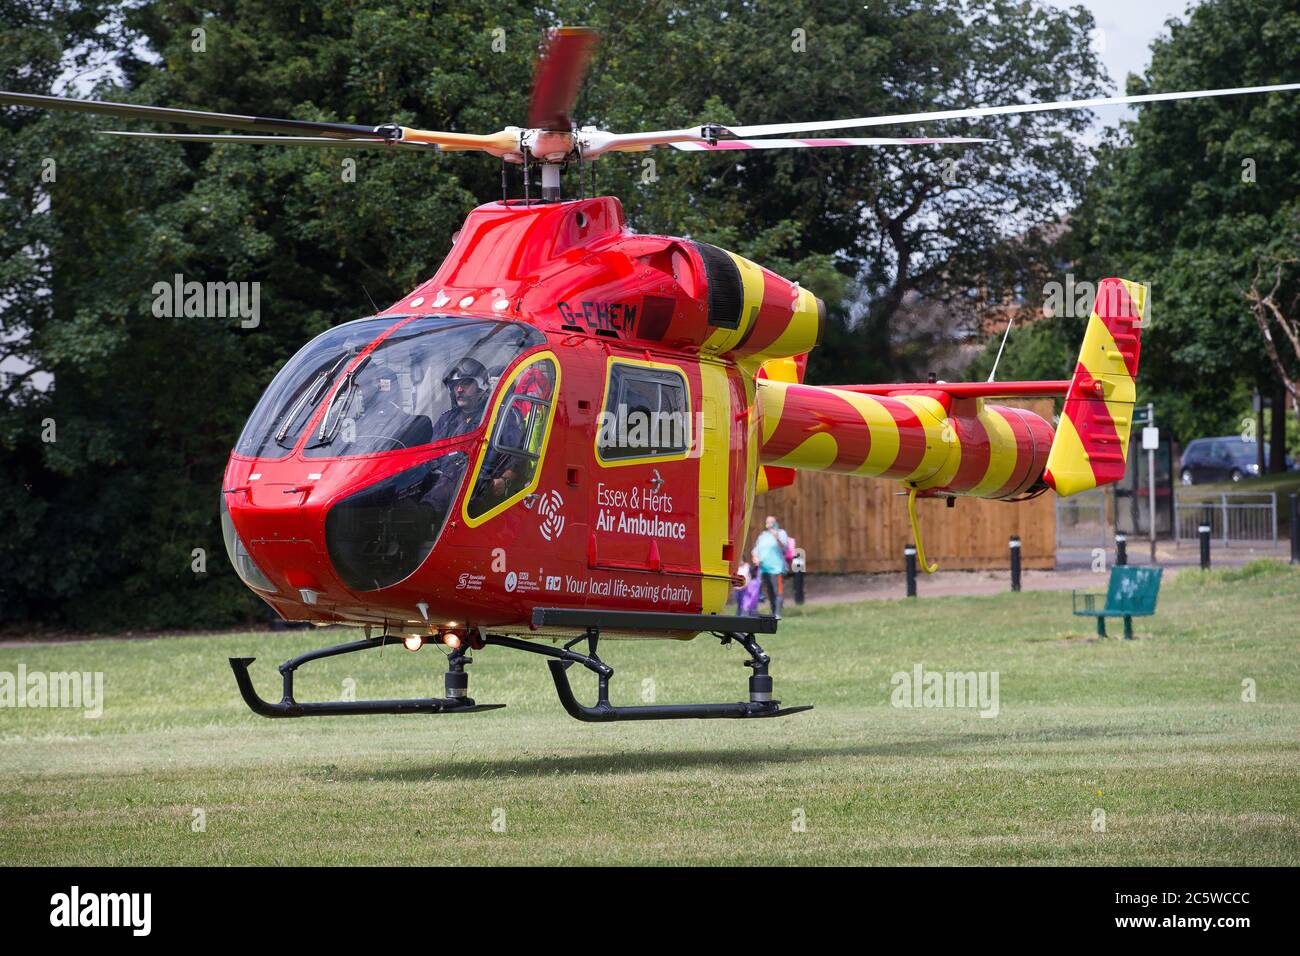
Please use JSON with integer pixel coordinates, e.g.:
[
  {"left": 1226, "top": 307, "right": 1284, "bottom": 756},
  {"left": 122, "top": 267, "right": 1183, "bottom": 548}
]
[
  {"left": 230, "top": 615, "right": 811, "bottom": 722},
  {"left": 483, "top": 632, "right": 812, "bottom": 721},
  {"left": 229, "top": 637, "right": 504, "bottom": 717}
]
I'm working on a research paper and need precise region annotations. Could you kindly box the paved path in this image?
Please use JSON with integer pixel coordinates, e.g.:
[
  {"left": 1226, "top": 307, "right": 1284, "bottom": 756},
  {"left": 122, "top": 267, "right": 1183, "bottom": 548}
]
[
  {"left": 792, "top": 567, "right": 1170, "bottom": 605},
  {"left": 789, "top": 542, "right": 1292, "bottom": 606}
]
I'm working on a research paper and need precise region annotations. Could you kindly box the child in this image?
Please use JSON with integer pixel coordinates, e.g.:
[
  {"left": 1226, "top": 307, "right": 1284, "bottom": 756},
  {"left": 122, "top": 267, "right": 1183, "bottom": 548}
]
[{"left": 738, "top": 564, "right": 762, "bottom": 616}]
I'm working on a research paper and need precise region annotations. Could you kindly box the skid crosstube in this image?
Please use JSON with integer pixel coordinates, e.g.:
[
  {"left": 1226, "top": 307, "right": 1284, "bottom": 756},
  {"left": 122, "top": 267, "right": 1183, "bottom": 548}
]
[
  {"left": 229, "top": 637, "right": 504, "bottom": 718},
  {"left": 230, "top": 610, "right": 811, "bottom": 722}
]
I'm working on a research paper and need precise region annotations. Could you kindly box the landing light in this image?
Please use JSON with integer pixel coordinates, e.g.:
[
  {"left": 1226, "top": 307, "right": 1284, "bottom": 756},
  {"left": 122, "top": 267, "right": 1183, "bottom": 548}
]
[
  {"left": 444, "top": 633, "right": 463, "bottom": 650},
  {"left": 403, "top": 635, "right": 424, "bottom": 652}
]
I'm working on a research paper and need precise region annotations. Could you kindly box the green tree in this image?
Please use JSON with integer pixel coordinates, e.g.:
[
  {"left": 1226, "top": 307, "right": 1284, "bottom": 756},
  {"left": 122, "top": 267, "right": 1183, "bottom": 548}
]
[
  {"left": 1068, "top": 0, "right": 1300, "bottom": 452},
  {"left": 1, "top": 0, "right": 1112, "bottom": 629}
]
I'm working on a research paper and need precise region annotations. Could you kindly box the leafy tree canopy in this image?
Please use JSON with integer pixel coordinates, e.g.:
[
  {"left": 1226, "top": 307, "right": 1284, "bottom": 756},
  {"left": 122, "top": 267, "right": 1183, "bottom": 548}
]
[
  {"left": 1, "top": 0, "right": 1110, "bottom": 628},
  {"left": 1065, "top": 0, "right": 1300, "bottom": 443}
]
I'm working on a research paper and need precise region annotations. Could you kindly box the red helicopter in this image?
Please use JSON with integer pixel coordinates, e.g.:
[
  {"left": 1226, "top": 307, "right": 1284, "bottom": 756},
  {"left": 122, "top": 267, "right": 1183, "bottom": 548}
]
[{"left": 7, "top": 30, "right": 1296, "bottom": 721}]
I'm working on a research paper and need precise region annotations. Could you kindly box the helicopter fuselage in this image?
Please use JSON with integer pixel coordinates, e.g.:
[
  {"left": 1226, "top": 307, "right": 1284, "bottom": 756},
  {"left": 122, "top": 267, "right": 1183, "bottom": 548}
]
[{"left": 221, "top": 195, "right": 820, "bottom": 640}]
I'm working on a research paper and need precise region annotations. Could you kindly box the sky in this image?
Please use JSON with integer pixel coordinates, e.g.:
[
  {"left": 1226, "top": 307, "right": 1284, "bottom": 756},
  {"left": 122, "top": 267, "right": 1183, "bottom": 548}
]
[{"left": 1045, "top": 0, "right": 1202, "bottom": 125}]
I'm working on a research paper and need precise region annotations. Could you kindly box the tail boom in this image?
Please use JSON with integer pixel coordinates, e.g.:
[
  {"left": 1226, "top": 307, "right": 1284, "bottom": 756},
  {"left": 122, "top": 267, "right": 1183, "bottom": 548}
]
[
  {"left": 756, "top": 379, "right": 1053, "bottom": 499},
  {"left": 755, "top": 276, "right": 1146, "bottom": 501}
]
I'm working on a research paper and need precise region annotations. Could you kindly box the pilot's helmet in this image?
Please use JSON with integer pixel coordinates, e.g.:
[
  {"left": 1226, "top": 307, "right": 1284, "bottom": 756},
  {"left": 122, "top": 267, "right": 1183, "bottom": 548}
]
[{"left": 443, "top": 357, "right": 489, "bottom": 393}]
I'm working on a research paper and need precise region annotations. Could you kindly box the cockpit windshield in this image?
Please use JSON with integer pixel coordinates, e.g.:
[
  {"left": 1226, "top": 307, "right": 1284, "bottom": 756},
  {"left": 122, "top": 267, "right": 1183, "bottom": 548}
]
[
  {"left": 303, "top": 316, "right": 545, "bottom": 458},
  {"left": 235, "top": 315, "right": 545, "bottom": 459},
  {"left": 234, "top": 317, "right": 392, "bottom": 459}
]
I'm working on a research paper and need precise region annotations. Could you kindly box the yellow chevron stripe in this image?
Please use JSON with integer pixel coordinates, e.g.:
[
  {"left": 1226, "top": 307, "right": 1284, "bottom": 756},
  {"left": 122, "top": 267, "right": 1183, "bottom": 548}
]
[
  {"left": 757, "top": 285, "right": 819, "bottom": 361},
  {"left": 1067, "top": 298, "right": 1139, "bottom": 487},
  {"left": 823, "top": 389, "right": 901, "bottom": 476},
  {"left": 771, "top": 431, "right": 839, "bottom": 470},
  {"left": 1120, "top": 279, "right": 1148, "bottom": 324},
  {"left": 1077, "top": 314, "right": 1136, "bottom": 406},
  {"left": 759, "top": 356, "right": 801, "bottom": 384},
  {"left": 897, "top": 395, "right": 957, "bottom": 486},
  {"left": 1077, "top": 304, "right": 1137, "bottom": 444},
  {"left": 1044, "top": 411, "right": 1096, "bottom": 496},
  {"left": 702, "top": 251, "right": 764, "bottom": 354},
  {"left": 698, "top": 361, "right": 732, "bottom": 613},
  {"left": 759, "top": 378, "right": 788, "bottom": 445},
  {"left": 741, "top": 371, "right": 759, "bottom": 560},
  {"left": 969, "top": 404, "right": 1020, "bottom": 497}
]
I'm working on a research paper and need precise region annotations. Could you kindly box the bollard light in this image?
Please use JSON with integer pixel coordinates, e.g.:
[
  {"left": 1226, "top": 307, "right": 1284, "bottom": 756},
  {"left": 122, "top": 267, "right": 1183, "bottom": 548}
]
[
  {"left": 1290, "top": 494, "right": 1298, "bottom": 565},
  {"left": 1009, "top": 535, "right": 1022, "bottom": 592}
]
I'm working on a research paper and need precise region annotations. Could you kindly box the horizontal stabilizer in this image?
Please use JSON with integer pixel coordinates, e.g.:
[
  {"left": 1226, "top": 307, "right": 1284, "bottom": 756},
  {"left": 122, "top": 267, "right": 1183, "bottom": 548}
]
[{"left": 838, "top": 380, "right": 1071, "bottom": 399}]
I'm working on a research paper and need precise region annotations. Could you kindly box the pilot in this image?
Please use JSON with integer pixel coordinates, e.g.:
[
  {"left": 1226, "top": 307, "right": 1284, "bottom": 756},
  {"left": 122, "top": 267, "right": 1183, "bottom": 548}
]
[
  {"left": 431, "top": 358, "right": 494, "bottom": 441},
  {"left": 353, "top": 364, "right": 432, "bottom": 449},
  {"left": 432, "top": 357, "right": 533, "bottom": 507}
]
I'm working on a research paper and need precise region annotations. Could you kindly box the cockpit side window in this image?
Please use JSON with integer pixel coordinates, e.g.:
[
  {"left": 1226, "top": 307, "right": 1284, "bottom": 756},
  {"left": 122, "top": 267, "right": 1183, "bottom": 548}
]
[{"left": 463, "top": 354, "right": 559, "bottom": 524}]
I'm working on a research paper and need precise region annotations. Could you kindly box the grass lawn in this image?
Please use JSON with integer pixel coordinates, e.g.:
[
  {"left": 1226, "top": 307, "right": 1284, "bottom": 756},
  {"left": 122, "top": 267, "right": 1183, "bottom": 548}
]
[{"left": 1, "top": 562, "right": 1297, "bottom": 866}]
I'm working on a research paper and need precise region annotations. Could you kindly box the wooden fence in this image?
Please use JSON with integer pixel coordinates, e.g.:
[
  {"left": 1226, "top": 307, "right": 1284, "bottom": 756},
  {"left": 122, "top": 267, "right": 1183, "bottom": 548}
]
[{"left": 756, "top": 398, "right": 1057, "bottom": 573}]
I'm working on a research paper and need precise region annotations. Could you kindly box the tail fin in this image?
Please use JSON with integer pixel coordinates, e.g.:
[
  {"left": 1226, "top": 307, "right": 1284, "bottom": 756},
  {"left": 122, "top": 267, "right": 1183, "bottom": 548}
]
[
  {"left": 1043, "top": 278, "right": 1147, "bottom": 497},
  {"left": 755, "top": 354, "right": 808, "bottom": 492}
]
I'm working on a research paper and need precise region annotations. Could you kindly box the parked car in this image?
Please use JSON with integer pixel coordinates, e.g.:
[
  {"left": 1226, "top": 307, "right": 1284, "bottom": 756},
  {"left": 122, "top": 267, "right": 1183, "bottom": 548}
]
[{"left": 1179, "top": 437, "right": 1295, "bottom": 485}]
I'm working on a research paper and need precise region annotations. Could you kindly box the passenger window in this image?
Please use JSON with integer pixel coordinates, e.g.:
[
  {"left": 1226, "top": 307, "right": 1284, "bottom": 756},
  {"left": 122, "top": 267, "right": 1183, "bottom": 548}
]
[
  {"left": 465, "top": 357, "right": 558, "bottom": 522},
  {"left": 597, "top": 363, "right": 690, "bottom": 461}
]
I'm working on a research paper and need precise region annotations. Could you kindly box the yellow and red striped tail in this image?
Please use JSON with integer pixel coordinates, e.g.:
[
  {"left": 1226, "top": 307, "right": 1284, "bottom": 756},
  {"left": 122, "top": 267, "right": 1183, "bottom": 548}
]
[
  {"left": 1043, "top": 278, "right": 1147, "bottom": 497},
  {"left": 754, "top": 353, "right": 808, "bottom": 493}
]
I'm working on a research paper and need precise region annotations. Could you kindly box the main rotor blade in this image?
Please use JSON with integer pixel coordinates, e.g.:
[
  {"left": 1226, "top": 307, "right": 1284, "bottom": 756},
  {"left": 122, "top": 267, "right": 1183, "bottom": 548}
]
[
  {"left": 1, "top": 89, "right": 522, "bottom": 156},
  {"left": 97, "top": 130, "right": 428, "bottom": 150},
  {"left": 723, "top": 82, "right": 1300, "bottom": 137},
  {"left": 671, "top": 136, "right": 992, "bottom": 150},
  {"left": 394, "top": 127, "right": 520, "bottom": 154},
  {"left": 0, "top": 90, "right": 380, "bottom": 138},
  {"left": 527, "top": 26, "right": 597, "bottom": 130}
]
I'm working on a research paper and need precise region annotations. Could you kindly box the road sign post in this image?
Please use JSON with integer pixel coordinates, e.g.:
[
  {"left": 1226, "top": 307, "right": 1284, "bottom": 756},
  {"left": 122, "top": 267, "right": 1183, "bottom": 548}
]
[{"left": 1142, "top": 405, "right": 1158, "bottom": 564}]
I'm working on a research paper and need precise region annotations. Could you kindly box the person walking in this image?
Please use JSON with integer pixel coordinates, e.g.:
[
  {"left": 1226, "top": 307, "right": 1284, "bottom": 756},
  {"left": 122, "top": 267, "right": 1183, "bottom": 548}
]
[{"left": 752, "top": 515, "right": 788, "bottom": 618}]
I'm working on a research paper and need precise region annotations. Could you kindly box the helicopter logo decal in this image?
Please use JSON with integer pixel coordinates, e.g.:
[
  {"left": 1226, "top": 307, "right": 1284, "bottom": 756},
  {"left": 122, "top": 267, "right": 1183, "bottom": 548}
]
[{"left": 537, "top": 490, "right": 566, "bottom": 541}]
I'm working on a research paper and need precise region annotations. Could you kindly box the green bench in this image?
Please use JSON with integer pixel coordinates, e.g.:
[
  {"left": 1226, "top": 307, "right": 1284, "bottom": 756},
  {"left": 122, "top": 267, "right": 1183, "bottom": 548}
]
[{"left": 1072, "top": 565, "right": 1163, "bottom": 640}]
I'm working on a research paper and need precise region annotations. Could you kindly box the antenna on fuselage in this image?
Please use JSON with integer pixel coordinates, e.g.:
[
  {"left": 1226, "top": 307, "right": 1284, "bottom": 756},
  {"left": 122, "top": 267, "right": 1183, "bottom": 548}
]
[
  {"left": 987, "top": 313, "right": 1016, "bottom": 382},
  {"left": 361, "top": 284, "right": 380, "bottom": 315}
]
